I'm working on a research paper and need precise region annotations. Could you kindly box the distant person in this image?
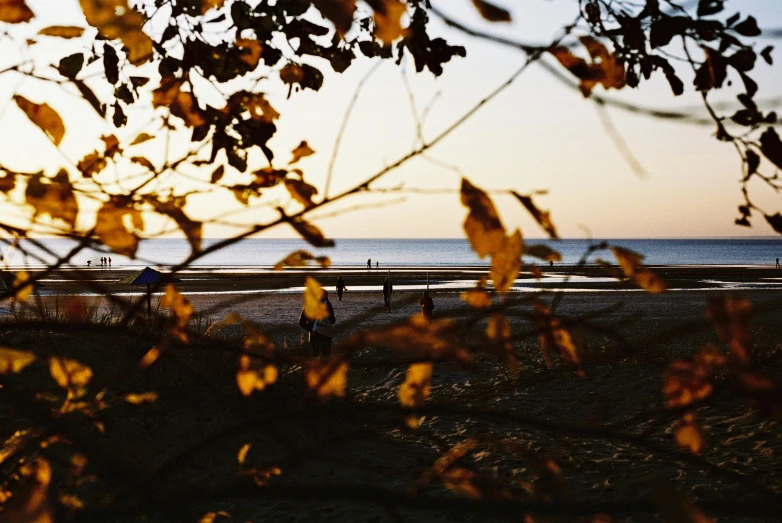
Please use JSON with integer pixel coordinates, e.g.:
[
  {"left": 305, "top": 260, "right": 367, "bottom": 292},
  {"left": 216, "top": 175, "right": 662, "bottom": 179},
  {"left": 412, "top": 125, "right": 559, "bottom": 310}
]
[
  {"left": 549, "top": 260, "right": 554, "bottom": 267},
  {"left": 336, "top": 276, "right": 346, "bottom": 301},
  {"left": 87, "top": 260, "right": 92, "bottom": 267},
  {"left": 108, "top": 257, "right": 112, "bottom": 267},
  {"left": 420, "top": 290, "right": 435, "bottom": 320},
  {"left": 382, "top": 276, "right": 393, "bottom": 309},
  {"left": 299, "top": 289, "right": 335, "bottom": 357},
  {"left": 777, "top": 258, "right": 780, "bottom": 269},
  {"left": 367, "top": 258, "right": 371, "bottom": 269},
  {"left": 376, "top": 261, "right": 379, "bottom": 269}
]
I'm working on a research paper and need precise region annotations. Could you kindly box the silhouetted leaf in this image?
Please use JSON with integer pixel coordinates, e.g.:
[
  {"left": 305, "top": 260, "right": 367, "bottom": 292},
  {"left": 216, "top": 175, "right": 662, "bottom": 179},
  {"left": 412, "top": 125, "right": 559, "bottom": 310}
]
[
  {"left": 765, "top": 212, "right": 782, "bottom": 235},
  {"left": 490, "top": 229, "right": 522, "bottom": 294},
  {"left": 697, "top": 0, "right": 723, "bottom": 17},
  {"left": 0, "top": 348, "right": 35, "bottom": 374},
  {"left": 289, "top": 217, "right": 334, "bottom": 247},
  {"left": 210, "top": 165, "right": 224, "bottom": 183},
  {"left": 14, "top": 95, "right": 65, "bottom": 145},
  {"left": 273, "top": 250, "right": 330, "bottom": 271},
  {"left": 124, "top": 392, "right": 158, "bottom": 404},
  {"left": 512, "top": 192, "right": 559, "bottom": 238},
  {"left": 147, "top": 197, "right": 202, "bottom": 253},
  {"left": 733, "top": 15, "right": 760, "bottom": 37},
  {"left": 303, "top": 276, "right": 328, "bottom": 320},
  {"left": 280, "top": 63, "right": 304, "bottom": 84},
  {"left": 131, "top": 132, "right": 154, "bottom": 145},
  {"left": 746, "top": 149, "right": 760, "bottom": 175},
  {"left": 161, "top": 284, "right": 194, "bottom": 343},
  {"left": 236, "top": 38, "right": 262, "bottom": 68},
  {"left": 130, "top": 156, "right": 155, "bottom": 171},
  {"left": 289, "top": 141, "right": 315, "bottom": 164},
  {"left": 760, "top": 127, "right": 782, "bottom": 169},
  {"left": 95, "top": 197, "right": 143, "bottom": 257},
  {"left": 761, "top": 46, "right": 773, "bottom": 65},
  {"left": 12, "top": 270, "right": 32, "bottom": 302},
  {"left": 285, "top": 178, "right": 319, "bottom": 208},
  {"left": 25, "top": 170, "right": 78, "bottom": 228},
  {"left": 471, "top": 0, "right": 511, "bottom": 22},
  {"left": 533, "top": 301, "right": 582, "bottom": 368},
  {"left": 0, "top": 0, "right": 34, "bottom": 23},
  {"left": 57, "top": 53, "right": 84, "bottom": 78},
  {"left": 38, "top": 25, "right": 84, "bottom": 38}
]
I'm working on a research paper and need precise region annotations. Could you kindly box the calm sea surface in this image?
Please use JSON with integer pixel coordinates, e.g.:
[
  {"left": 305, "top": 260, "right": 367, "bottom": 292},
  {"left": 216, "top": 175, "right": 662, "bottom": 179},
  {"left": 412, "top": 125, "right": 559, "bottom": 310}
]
[{"left": 3, "top": 238, "right": 782, "bottom": 268}]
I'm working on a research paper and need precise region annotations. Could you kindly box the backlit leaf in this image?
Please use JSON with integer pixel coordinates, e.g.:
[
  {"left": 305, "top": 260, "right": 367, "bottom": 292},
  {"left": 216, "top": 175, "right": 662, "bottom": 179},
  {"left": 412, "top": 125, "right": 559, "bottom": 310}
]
[
  {"left": 236, "top": 355, "right": 277, "bottom": 396},
  {"left": 200, "top": 0, "right": 225, "bottom": 14},
  {"left": 49, "top": 357, "right": 92, "bottom": 388},
  {"left": 533, "top": 301, "right": 582, "bottom": 368},
  {"left": 549, "top": 37, "right": 626, "bottom": 97},
  {"left": 610, "top": 246, "right": 666, "bottom": 293},
  {"left": 236, "top": 38, "right": 262, "bottom": 68},
  {"left": 313, "top": 0, "right": 357, "bottom": 35},
  {"left": 471, "top": 0, "right": 511, "bottom": 22},
  {"left": 25, "top": 170, "right": 78, "bottom": 228},
  {"left": 14, "top": 95, "right": 65, "bottom": 145},
  {"left": 237, "top": 443, "right": 251, "bottom": 464},
  {"left": 79, "top": 0, "right": 153, "bottom": 64},
  {"left": 460, "top": 178, "right": 505, "bottom": 259},
  {"left": 0, "top": 348, "right": 36, "bottom": 374},
  {"left": 124, "top": 392, "right": 158, "bottom": 404},
  {"left": 161, "top": 284, "right": 194, "bottom": 343},
  {"left": 674, "top": 412, "right": 706, "bottom": 454},
  {"left": 0, "top": 0, "right": 33, "bottom": 23},
  {"left": 77, "top": 151, "right": 106, "bottom": 177},
  {"left": 289, "top": 218, "right": 335, "bottom": 247},
  {"left": 38, "top": 25, "right": 84, "bottom": 38},
  {"left": 210, "top": 165, "right": 224, "bottom": 184},
  {"left": 130, "top": 156, "right": 155, "bottom": 171},
  {"left": 489, "top": 229, "right": 522, "bottom": 294},
  {"left": 303, "top": 276, "right": 328, "bottom": 320},
  {"left": 147, "top": 197, "right": 202, "bottom": 253},
  {"left": 706, "top": 296, "right": 751, "bottom": 365},
  {"left": 512, "top": 192, "right": 559, "bottom": 238},
  {"left": 280, "top": 63, "right": 304, "bottom": 84},
  {"left": 130, "top": 132, "right": 154, "bottom": 145},
  {"left": 398, "top": 362, "right": 432, "bottom": 407},
  {"left": 289, "top": 141, "right": 315, "bottom": 164},
  {"left": 274, "top": 250, "right": 331, "bottom": 270},
  {"left": 285, "top": 178, "right": 319, "bottom": 208},
  {"left": 95, "top": 197, "right": 142, "bottom": 257},
  {"left": 305, "top": 360, "right": 348, "bottom": 398},
  {"left": 760, "top": 127, "right": 782, "bottom": 170},
  {"left": 372, "top": 0, "right": 407, "bottom": 43}
]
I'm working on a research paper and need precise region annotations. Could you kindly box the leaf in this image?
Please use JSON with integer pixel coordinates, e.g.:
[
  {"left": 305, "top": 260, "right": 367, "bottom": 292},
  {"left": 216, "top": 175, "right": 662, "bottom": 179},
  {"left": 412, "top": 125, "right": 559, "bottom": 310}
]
[
  {"left": 706, "top": 296, "right": 751, "bottom": 365},
  {"left": 550, "top": 37, "right": 625, "bottom": 96},
  {"left": 610, "top": 246, "right": 666, "bottom": 293},
  {"left": 760, "top": 127, "right": 782, "bottom": 170},
  {"left": 95, "top": 197, "right": 143, "bottom": 257},
  {"left": 0, "top": 348, "right": 36, "bottom": 374},
  {"left": 303, "top": 277, "right": 328, "bottom": 320},
  {"left": 49, "top": 357, "right": 92, "bottom": 388},
  {"left": 398, "top": 363, "right": 432, "bottom": 407},
  {"left": 289, "top": 218, "right": 335, "bottom": 247},
  {"left": 236, "top": 355, "right": 277, "bottom": 396},
  {"left": 25, "top": 170, "right": 78, "bottom": 228},
  {"left": 236, "top": 38, "right": 262, "bottom": 68},
  {"left": 471, "top": 0, "right": 511, "bottom": 22},
  {"left": 130, "top": 132, "right": 154, "bottom": 145},
  {"left": 460, "top": 178, "right": 505, "bottom": 259},
  {"left": 372, "top": 0, "right": 407, "bottom": 43},
  {"left": 490, "top": 229, "right": 522, "bottom": 294},
  {"left": 138, "top": 347, "right": 160, "bottom": 368},
  {"left": 674, "top": 412, "right": 706, "bottom": 454},
  {"left": 77, "top": 151, "right": 106, "bottom": 177},
  {"left": 312, "top": 0, "right": 357, "bottom": 35},
  {"left": 147, "top": 197, "right": 202, "bottom": 253},
  {"left": 305, "top": 360, "right": 348, "bottom": 398},
  {"left": 130, "top": 156, "right": 155, "bottom": 171},
  {"left": 0, "top": 0, "right": 34, "bottom": 23},
  {"left": 487, "top": 313, "right": 516, "bottom": 370},
  {"left": 253, "top": 167, "right": 287, "bottom": 187},
  {"left": 697, "top": 0, "right": 723, "bottom": 17},
  {"left": 761, "top": 46, "right": 773, "bottom": 66},
  {"left": 285, "top": 178, "right": 319, "bottom": 208},
  {"left": 200, "top": 0, "right": 225, "bottom": 14},
  {"left": 280, "top": 63, "right": 304, "bottom": 84},
  {"left": 57, "top": 53, "right": 84, "bottom": 78},
  {"left": 237, "top": 443, "right": 251, "bottom": 464},
  {"left": 161, "top": 284, "right": 194, "bottom": 343},
  {"left": 274, "top": 250, "right": 331, "bottom": 271},
  {"left": 79, "top": 0, "right": 153, "bottom": 65},
  {"left": 663, "top": 349, "right": 723, "bottom": 408},
  {"left": 524, "top": 244, "right": 562, "bottom": 262},
  {"left": 733, "top": 15, "right": 760, "bottom": 37},
  {"left": 210, "top": 165, "right": 225, "bottom": 183},
  {"left": 38, "top": 25, "right": 84, "bottom": 38},
  {"left": 0, "top": 170, "right": 15, "bottom": 193},
  {"left": 461, "top": 283, "right": 491, "bottom": 309},
  {"left": 124, "top": 392, "right": 158, "bottom": 404},
  {"left": 440, "top": 468, "right": 482, "bottom": 499},
  {"left": 289, "top": 140, "right": 315, "bottom": 164},
  {"left": 533, "top": 301, "right": 582, "bottom": 368},
  {"left": 12, "top": 270, "right": 33, "bottom": 301},
  {"left": 14, "top": 95, "right": 65, "bottom": 145},
  {"left": 766, "top": 213, "right": 782, "bottom": 235},
  {"left": 511, "top": 192, "right": 558, "bottom": 238}
]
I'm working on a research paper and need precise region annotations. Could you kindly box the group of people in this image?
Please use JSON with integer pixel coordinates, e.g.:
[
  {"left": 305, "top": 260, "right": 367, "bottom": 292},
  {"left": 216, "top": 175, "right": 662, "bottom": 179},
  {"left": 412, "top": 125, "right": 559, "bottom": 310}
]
[
  {"left": 298, "top": 276, "right": 436, "bottom": 357},
  {"left": 366, "top": 258, "right": 379, "bottom": 269},
  {"left": 87, "top": 257, "right": 112, "bottom": 267}
]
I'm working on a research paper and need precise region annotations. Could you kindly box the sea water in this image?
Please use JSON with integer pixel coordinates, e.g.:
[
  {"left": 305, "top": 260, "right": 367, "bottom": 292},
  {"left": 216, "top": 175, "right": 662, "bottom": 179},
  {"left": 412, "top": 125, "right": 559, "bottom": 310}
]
[{"left": 2, "top": 237, "right": 782, "bottom": 268}]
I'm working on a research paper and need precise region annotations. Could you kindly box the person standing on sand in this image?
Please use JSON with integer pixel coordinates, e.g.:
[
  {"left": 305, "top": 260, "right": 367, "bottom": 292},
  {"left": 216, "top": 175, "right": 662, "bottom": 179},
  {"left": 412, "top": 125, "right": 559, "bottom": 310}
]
[
  {"left": 382, "top": 277, "right": 392, "bottom": 309},
  {"left": 299, "top": 290, "right": 336, "bottom": 357},
  {"left": 777, "top": 258, "right": 780, "bottom": 269},
  {"left": 108, "top": 257, "right": 112, "bottom": 267},
  {"left": 87, "top": 260, "right": 91, "bottom": 267},
  {"left": 367, "top": 258, "right": 371, "bottom": 269},
  {"left": 420, "top": 290, "right": 434, "bottom": 320},
  {"left": 376, "top": 261, "right": 379, "bottom": 269},
  {"left": 336, "top": 276, "right": 346, "bottom": 301}
]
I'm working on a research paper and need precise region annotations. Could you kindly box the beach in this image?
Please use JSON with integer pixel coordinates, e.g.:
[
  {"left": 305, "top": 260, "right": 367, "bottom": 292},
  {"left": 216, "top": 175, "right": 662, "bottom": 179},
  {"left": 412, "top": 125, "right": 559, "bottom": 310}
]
[{"left": 1, "top": 265, "right": 780, "bottom": 521}]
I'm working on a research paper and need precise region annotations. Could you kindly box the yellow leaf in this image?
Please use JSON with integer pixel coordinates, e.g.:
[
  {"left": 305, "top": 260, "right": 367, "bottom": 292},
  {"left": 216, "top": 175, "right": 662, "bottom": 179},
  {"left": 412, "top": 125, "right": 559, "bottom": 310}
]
[
  {"left": 200, "top": 0, "right": 225, "bottom": 14},
  {"left": 489, "top": 229, "right": 522, "bottom": 294},
  {"left": 373, "top": 0, "right": 407, "bottom": 43},
  {"left": 124, "top": 392, "right": 158, "bottom": 404},
  {"left": 398, "top": 363, "right": 432, "bottom": 408},
  {"left": 138, "top": 347, "right": 160, "bottom": 368},
  {"left": 236, "top": 355, "right": 277, "bottom": 396},
  {"left": 706, "top": 296, "right": 752, "bottom": 365},
  {"left": 13, "top": 270, "right": 33, "bottom": 302},
  {"left": 461, "top": 288, "right": 491, "bottom": 309},
  {"left": 610, "top": 246, "right": 666, "bottom": 294},
  {"left": 0, "top": 347, "right": 36, "bottom": 374},
  {"left": 152, "top": 77, "right": 184, "bottom": 107},
  {"left": 305, "top": 360, "right": 348, "bottom": 398},
  {"left": 471, "top": 0, "right": 511, "bottom": 22},
  {"left": 49, "top": 358, "right": 92, "bottom": 388},
  {"left": 524, "top": 244, "right": 562, "bottom": 262},
  {"left": 146, "top": 196, "right": 202, "bottom": 253},
  {"left": 95, "top": 197, "right": 143, "bottom": 257},
  {"left": 245, "top": 93, "right": 279, "bottom": 122},
  {"left": 237, "top": 443, "right": 251, "bottom": 464},
  {"left": 441, "top": 467, "right": 482, "bottom": 498},
  {"left": 130, "top": 156, "right": 155, "bottom": 171},
  {"left": 58, "top": 493, "right": 84, "bottom": 510},
  {"left": 461, "top": 178, "right": 506, "bottom": 259},
  {"left": 280, "top": 63, "right": 304, "bottom": 84},
  {"left": 199, "top": 512, "right": 231, "bottom": 523},
  {"left": 274, "top": 250, "right": 330, "bottom": 271},
  {"left": 512, "top": 192, "right": 558, "bottom": 238},
  {"left": 14, "top": 95, "right": 65, "bottom": 145},
  {"left": 533, "top": 301, "right": 582, "bottom": 368},
  {"left": 289, "top": 141, "right": 315, "bottom": 164},
  {"left": 312, "top": 0, "right": 356, "bottom": 35},
  {"left": 674, "top": 413, "right": 706, "bottom": 454},
  {"left": 289, "top": 217, "right": 334, "bottom": 248},
  {"left": 0, "top": 0, "right": 33, "bottom": 23},
  {"left": 236, "top": 38, "right": 262, "bottom": 68},
  {"left": 303, "top": 277, "right": 328, "bottom": 320},
  {"left": 130, "top": 132, "right": 154, "bottom": 145},
  {"left": 549, "top": 37, "right": 625, "bottom": 97},
  {"left": 25, "top": 170, "right": 78, "bottom": 228},
  {"left": 38, "top": 26, "right": 84, "bottom": 38},
  {"left": 78, "top": 0, "right": 153, "bottom": 64},
  {"left": 161, "top": 284, "right": 194, "bottom": 342},
  {"left": 285, "top": 178, "right": 319, "bottom": 208},
  {"left": 77, "top": 150, "right": 106, "bottom": 177}
]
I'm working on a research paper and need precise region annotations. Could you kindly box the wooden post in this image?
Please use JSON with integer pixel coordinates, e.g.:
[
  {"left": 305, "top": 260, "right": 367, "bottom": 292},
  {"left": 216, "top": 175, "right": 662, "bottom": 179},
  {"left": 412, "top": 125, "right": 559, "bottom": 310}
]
[
  {"left": 388, "top": 269, "right": 391, "bottom": 312},
  {"left": 427, "top": 272, "right": 429, "bottom": 291}
]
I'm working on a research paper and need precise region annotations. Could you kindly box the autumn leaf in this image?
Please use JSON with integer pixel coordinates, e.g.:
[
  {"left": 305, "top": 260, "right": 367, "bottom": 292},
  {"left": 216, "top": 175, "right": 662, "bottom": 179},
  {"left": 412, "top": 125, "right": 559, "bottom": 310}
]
[
  {"left": 289, "top": 218, "right": 335, "bottom": 247},
  {"left": 162, "top": 284, "right": 194, "bottom": 343},
  {"left": 49, "top": 357, "right": 92, "bottom": 388},
  {"left": 236, "top": 355, "right": 277, "bottom": 396},
  {"left": 138, "top": 347, "right": 160, "bottom": 368},
  {"left": 285, "top": 178, "right": 319, "bottom": 208},
  {"left": 95, "top": 197, "right": 143, "bottom": 257},
  {"left": 131, "top": 156, "right": 155, "bottom": 171},
  {"left": 237, "top": 443, "right": 251, "bottom": 464},
  {"left": 77, "top": 151, "right": 107, "bottom": 177},
  {"left": 236, "top": 38, "right": 262, "bottom": 68},
  {"left": 289, "top": 141, "right": 315, "bottom": 164},
  {"left": 253, "top": 167, "right": 287, "bottom": 187},
  {"left": 243, "top": 93, "right": 279, "bottom": 122},
  {"left": 38, "top": 25, "right": 84, "bottom": 38},
  {"left": 124, "top": 392, "right": 158, "bottom": 404},
  {"left": 489, "top": 230, "right": 522, "bottom": 294},
  {"left": 0, "top": 347, "right": 36, "bottom": 374},
  {"left": 471, "top": 0, "right": 511, "bottom": 22},
  {"left": 147, "top": 197, "right": 202, "bottom": 253},
  {"left": 152, "top": 77, "right": 184, "bottom": 107},
  {"left": 0, "top": 0, "right": 33, "bottom": 23},
  {"left": 549, "top": 37, "right": 626, "bottom": 97},
  {"left": 441, "top": 468, "right": 482, "bottom": 499},
  {"left": 460, "top": 178, "right": 506, "bottom": 258},
  {"left": 12, "top": 270, "right": 33, "bottom": 301},
  {"left": 303, "top": 277, "right": 328, "bottom": 320},
  {"left": 524, "top": 244, "right": 562, "bottom": 262},
  {"left": 274, "top": 250, "right": 330, "bottom": 271},
  {"left": 280, "top": 63, "right": 304, "bottom": 84},
  {"left": 25, "top": 170, "right": 78, "bottom": 228},
  {"left": 398, "top": 362, "right": 432, "bottom": 407},
  {"left": 663, "top": 358, "right": 715, "bottom": 408},
  {"left": 200, "top": 0, "right": 225, "bottom": 14},
  {"left": 610, "top": 246, "right": 666, "bottom": 293},
  {"left": 14, "top": 95, "right": 65, "bottom": 145},
  {"left": 512, "top": 192, "right": 559, "bottom": 238},
  {"left": 487, "top": 313, "right": 516, "bottom": 370},
  {"left": 706, "top": 296, "right": 751, "bottom": 365},
  {"left": 674, "top": 412, "right": 706, "bottom": 454},
  {"left": 130, "top": 132, "right": 154, "bottom": 145},
  {"left": 305, "top": 360, "right": 348, "bottom": 398},
  {"left": 533, "top": 301, "right": 582, "bottom": 368},
  {"left": 372, "top": 0, "right": 407, "bottom": 43},
  {"left": 79, "top": 0, "right": 153, "bottom": 64},
  {"left": 313, "top": 0, "right": 357, "bottom": 35}
]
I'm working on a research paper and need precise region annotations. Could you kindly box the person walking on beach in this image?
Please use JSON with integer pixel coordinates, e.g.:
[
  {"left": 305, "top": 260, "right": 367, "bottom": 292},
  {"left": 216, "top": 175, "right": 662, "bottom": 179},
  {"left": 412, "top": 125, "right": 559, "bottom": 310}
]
[
  {"left": 777, "top": 257, "right": 780, "bottom": 269},
  {"left": 336, "top": 276, "right": 346, "bottom": 301},
  {"left": 87, "top": 260, "right": 92, "bottom": 267},
  {"left": 420, "top": 290, "right": 434, "bottom": 320},
  {"left": 367, "top": 258, "right": 371, "bottom": 269},
  {"left": 108, "top": 257, "right": 112, "bottom": 267},
  {"left": 299, "top": 289, "right": 336, "bottom": 357},
  {"left": 376, "top": 261, "right": 379, "bottom": 269},
  {"left": 382, "top": 276, "right": 392, "bottom": 309}
]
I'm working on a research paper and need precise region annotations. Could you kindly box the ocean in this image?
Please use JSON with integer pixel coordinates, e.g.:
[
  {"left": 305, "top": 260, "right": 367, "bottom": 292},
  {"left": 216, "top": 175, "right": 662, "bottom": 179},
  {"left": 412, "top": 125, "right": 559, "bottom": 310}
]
[{"left": 2, "top": 238, "right": 782, "bottom": 269}]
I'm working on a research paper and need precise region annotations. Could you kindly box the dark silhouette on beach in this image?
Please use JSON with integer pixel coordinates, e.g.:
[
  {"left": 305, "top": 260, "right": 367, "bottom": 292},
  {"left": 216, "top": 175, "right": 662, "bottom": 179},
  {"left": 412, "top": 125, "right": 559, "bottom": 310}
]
[
  {"left": 109, "top": 257, "right": 112, "bottom": 267},
  {"left": 376, "top": 261, "right": 379, "bottom": 269},
  {"left": 382, "top": 277, "right": 392, "bottom": 310},
  {"left": 367, "top": 258, "right": 371, "bottom": 269},
  {"left": 87, "top": 260, "right": 91, "bottom": 267},
  {"left": 299, "top": 289, "right": 336, "bottom": 357},
  {"left": 777, "top": 258, "right": 780, "bottom": 269},
  {"left": 420, "top": 290, "right": 434, "bottom": 320},
  {"left": 336, "top": 276, "right": 346, "bottom": 301}
]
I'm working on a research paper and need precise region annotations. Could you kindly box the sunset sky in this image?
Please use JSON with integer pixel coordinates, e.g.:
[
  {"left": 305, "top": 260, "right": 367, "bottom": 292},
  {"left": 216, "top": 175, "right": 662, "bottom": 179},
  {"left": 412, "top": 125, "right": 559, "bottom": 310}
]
[{"left": 0, "top": 0, "right": 781, "bottom": 240}]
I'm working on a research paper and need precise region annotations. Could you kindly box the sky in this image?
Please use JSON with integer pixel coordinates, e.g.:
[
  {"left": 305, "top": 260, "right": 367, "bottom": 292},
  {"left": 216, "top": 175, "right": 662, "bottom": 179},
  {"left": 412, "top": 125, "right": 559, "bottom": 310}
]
[{"left": 0, "top": 0, "right": 781, "bottom": 240}]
